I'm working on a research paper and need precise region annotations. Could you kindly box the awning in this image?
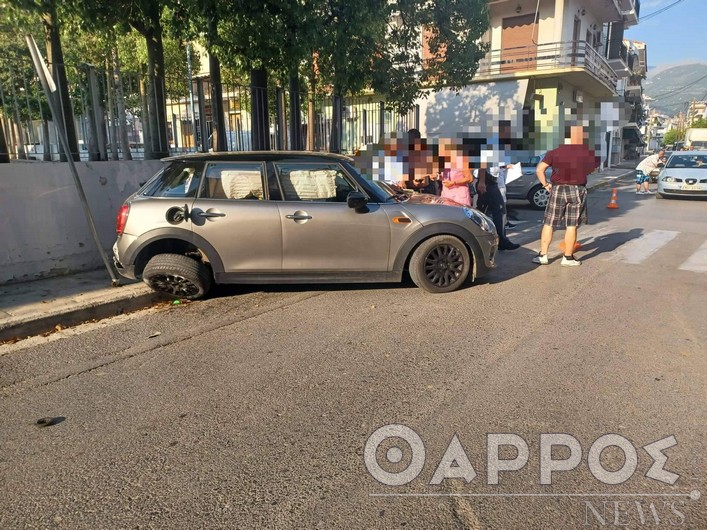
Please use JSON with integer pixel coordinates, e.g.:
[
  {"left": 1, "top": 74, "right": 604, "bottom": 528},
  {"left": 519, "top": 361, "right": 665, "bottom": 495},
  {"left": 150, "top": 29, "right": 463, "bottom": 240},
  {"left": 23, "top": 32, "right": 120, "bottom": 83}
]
[
  {"left": 417, "top": 79, "right": 529, "bottom": 139},
  {"left": 622, "top": 125, "right": 645, "bottom": 146}
]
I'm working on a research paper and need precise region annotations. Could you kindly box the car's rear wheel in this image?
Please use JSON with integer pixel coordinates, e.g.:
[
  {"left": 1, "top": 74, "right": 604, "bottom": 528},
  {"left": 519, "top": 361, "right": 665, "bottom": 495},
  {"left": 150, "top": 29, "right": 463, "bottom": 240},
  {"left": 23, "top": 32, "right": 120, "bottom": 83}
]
[
  {"left": 528, "top": 185, "right": 550, "bottom": 210},
  {"left": 142, "top": 253, "right": 213, "bottom": 299},
  {"left": 409, "top": 235, "right": 471, "bottom": 293}
]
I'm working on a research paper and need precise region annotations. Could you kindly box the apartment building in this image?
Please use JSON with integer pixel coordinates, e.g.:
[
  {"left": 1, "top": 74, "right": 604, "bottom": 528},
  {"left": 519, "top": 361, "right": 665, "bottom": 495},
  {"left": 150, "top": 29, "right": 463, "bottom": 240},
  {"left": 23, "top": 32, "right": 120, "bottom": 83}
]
[
  {"left": 687, "top": 100, "right": 707, "bottom": 125},
  {"left": 417, "top": 0, "right": 641, "bottom": 166},
  {"left": 616, "top": 39, "right": 647, "bottom": 161}
]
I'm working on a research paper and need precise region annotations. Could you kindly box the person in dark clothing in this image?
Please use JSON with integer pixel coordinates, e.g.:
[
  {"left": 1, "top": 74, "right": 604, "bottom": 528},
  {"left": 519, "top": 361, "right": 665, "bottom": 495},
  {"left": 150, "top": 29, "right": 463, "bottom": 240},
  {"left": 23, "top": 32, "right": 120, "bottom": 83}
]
[{"left": 476, "top": 169, "right": 519, "bottom": 250}]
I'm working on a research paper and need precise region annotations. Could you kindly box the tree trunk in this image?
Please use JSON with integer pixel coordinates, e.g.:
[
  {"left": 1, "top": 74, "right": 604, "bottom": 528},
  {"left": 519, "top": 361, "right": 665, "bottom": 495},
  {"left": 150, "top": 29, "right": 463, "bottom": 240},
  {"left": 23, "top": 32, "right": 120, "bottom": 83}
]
[
  {"left": 86, "top": 66, "right": 102, "bottom": 161},
  {"left": 105, "top": 62, "right": 119, "bottom": 160},
  {"left": 289, "top": 73, "right": 302, "bottom": 150},
  {"left": 143, "top": 27, "right": 169, "bottom": 159},
  {"left": 111, "top": 48, "right": 132, "bottom": 160},
  {"left": 209, "top": 54, "right": 227, "bottom": 152},
  {"left": 204, "top": 5, "right": 227, "bottom": 153},
  {"left": 0, "top": 117, "right": 9, "bottom": 163},
  {"left": 42, "top": 2, "right": 79, "bottom": 162},
  {"left": 41, "top": 119, "right": 51, "bottom": 161},
  {"left": 250, "top": 68, "right": 270, "bottom": 151},
  {"left": 329, "top": 91, "right": 342, "bottom": 154},
  {"left": 307, "top": 72, "right": 316, "bottom": 150},
  {"left": 11, "top": 91, "right": 27, "bottom": 160}
]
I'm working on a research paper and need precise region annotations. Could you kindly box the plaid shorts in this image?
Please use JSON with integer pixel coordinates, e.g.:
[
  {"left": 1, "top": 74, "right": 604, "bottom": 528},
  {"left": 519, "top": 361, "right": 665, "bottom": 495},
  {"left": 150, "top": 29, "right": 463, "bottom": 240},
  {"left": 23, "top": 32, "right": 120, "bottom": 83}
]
[
  {"left": 543, "top": 185, "right": 588, "bottom": 228},
  {"left": 635, "top": 170, "right": 650, "bottom": 184}
]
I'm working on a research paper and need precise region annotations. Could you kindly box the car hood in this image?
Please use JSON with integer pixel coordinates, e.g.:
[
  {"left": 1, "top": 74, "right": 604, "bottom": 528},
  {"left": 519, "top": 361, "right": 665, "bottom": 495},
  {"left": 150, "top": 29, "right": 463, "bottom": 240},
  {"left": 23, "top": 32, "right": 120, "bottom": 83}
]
[
  {"left": 661, "top": 168, "right": 707, "bottom": 179},
  {"left": 405, "top": 194, "right": 466, "bottom": 207}
]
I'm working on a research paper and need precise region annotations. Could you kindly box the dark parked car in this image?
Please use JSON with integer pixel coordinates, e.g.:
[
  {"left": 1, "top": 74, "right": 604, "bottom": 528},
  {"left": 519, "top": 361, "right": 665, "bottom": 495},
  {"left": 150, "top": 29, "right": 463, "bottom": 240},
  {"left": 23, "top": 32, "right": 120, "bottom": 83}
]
[
  {"left": 113, "top": 152, "right": 499, "bottom": 299},
  {"left": 505, "top": 154, "right": 553, "bottom": 209}
]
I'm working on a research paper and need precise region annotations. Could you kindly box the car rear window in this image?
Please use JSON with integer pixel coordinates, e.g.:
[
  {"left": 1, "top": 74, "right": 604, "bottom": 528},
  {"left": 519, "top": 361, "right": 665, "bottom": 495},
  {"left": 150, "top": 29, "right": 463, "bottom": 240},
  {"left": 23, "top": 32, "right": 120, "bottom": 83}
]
[
  {"left": 200, "top": 162, "right": 266, "bottom": 200},
  {"left": 666, "top": 155, "right": 707, "bottom": 169},
  {"left": 142, "top": 162, "right": 201, "bottom": 197}
]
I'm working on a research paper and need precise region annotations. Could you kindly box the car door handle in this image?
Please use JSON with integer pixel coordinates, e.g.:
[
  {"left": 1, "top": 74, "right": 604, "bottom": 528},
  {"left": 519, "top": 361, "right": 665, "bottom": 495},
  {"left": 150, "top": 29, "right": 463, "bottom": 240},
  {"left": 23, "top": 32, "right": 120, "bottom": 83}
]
[
  {"left": 196, "top": 211, "right": 226, "bottom": 218},
  {"left": 285, "top": 214, "right": 312, "bottom": 220}
]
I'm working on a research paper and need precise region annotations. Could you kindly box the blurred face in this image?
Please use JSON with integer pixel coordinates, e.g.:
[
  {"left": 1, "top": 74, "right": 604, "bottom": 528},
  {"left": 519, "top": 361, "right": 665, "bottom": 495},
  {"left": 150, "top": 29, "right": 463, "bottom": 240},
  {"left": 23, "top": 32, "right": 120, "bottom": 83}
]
[{"left": 570, "top": 125, "right": 588, "bottom": 144}]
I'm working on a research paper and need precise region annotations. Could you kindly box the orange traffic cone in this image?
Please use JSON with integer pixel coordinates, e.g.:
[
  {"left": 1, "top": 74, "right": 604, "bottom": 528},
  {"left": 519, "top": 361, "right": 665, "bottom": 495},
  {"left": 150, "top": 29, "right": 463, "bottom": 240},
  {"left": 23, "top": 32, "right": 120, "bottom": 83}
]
[
  {"left": 559, "top": 241, "right": 582, "bottom": 253},
  {"left": 607, "top": 188, "right": 619, "bottom": 209}
]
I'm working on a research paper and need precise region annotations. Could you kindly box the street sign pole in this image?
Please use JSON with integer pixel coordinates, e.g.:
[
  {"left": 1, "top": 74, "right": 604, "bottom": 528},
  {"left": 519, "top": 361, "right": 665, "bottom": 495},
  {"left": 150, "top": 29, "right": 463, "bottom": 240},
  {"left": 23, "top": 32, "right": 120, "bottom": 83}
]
[{"left": 26, "top": 35, "right": 120, "bottom": 286}]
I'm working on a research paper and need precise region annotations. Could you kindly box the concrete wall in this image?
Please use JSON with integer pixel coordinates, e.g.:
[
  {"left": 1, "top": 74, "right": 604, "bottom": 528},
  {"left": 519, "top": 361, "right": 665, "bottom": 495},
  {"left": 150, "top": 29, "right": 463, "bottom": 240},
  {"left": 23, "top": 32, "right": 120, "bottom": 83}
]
[{"left": 0, "top": 160, "right": 163, "bottom": 284}]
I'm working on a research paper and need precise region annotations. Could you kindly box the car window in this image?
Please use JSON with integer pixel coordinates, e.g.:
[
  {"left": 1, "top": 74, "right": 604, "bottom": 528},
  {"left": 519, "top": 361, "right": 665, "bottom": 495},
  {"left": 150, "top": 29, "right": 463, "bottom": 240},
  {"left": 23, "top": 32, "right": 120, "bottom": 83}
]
[
  {"left": 200, "top": 162, "right": 266, "bottom": 200},
  {"left": 142, "top": 163, "right": 201, "bottom": 198},
  {"left": 274, "top": 163, "right": 357, "bottom": 202},
  {"left": 666, "top": 155, "right": 707, "bottom": 169}
]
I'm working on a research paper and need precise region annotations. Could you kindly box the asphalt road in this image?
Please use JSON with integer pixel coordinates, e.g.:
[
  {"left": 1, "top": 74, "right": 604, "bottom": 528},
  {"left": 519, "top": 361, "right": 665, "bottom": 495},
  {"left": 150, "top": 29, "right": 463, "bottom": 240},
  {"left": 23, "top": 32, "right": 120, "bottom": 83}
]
[{"left": 1, "top": 178, "right": 705, "bottom": 529}]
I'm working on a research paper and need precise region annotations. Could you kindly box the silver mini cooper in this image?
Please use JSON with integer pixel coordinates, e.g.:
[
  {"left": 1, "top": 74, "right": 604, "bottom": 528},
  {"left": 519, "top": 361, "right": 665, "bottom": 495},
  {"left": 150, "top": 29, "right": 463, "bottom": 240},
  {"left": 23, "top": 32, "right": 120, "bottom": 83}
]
[{"left": 113, "top": 152, "right": 498, "bottom": 299}]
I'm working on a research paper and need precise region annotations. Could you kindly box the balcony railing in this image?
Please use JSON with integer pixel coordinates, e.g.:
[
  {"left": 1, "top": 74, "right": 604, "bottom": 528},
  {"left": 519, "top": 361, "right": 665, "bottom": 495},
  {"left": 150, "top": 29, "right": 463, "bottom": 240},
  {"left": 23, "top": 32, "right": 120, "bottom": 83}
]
[{"left": 474, "top": 41, "right": 618, "bottom": 92}]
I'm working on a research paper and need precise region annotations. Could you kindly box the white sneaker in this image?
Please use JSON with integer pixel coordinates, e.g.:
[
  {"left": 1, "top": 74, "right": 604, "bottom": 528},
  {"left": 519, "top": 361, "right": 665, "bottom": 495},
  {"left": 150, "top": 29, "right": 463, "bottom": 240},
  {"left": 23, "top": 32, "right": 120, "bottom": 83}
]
[
  {"left": 532, "top": 254, "right": 549, "bottom": 265},
  {"left": 645, "top": 190, "right": 655, "bottom": 194},
  {"left": 636, "top": 190, "right": 642, "bottom": 194},
  {"left": 561, "top": 255, "right": 581, "bottom": 267}
]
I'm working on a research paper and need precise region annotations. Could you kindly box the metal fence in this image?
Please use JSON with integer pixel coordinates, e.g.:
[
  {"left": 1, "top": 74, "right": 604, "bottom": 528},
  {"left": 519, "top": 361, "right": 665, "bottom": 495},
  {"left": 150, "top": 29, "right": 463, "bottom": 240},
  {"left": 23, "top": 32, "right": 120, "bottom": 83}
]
[{"left": 0, "top": 55, "right": 419, "bottom": 162}]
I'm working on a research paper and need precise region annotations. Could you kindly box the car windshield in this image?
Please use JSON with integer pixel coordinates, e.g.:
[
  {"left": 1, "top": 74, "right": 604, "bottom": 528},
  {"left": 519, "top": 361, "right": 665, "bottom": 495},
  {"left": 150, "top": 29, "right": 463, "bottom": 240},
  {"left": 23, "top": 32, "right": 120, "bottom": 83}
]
[
  {"left": 343, "top": 160, "right": 395, "bottom": 202},
  {"left": 369, "top": 179, "right": 407, "bottom": 200},
  {"left": 665, "top": 154, "right": 707, "bottom": 169}
]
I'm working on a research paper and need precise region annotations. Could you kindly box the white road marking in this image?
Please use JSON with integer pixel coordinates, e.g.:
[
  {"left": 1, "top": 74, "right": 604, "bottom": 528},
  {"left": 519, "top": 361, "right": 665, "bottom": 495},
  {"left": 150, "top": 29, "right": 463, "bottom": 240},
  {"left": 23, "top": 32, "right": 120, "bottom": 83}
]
[
  {"left": 604, "top": 229, "right": 680, "bottom": 265},
  {"left": 678, "top": 240, "right": 707, "bottom": 274}
]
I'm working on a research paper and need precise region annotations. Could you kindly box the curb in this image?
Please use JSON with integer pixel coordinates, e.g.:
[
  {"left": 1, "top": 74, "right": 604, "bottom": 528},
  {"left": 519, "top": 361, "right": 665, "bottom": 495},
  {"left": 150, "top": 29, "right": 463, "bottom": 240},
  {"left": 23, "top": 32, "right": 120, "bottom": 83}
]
[{"left": 0, "top": 286, "right": 165, "bottom": 342}]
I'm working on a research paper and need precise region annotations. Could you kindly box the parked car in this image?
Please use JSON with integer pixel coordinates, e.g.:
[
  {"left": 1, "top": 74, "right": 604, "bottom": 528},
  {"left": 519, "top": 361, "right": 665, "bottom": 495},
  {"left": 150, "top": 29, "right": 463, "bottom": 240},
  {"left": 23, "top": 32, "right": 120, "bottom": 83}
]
[
  {"left": 505, "top": 153, "right": 553, "bottom": 209},
  {"left": 113, "top": 152, "right": 498, "bottom": 299},
  {"left": 656, "top": 151, "right": 707, "bottom": 199}
]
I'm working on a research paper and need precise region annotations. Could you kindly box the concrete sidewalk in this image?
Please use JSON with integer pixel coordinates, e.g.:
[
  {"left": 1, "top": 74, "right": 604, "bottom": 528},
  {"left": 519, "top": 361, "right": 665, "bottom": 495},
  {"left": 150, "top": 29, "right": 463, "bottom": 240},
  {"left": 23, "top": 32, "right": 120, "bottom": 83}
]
[
  {"left": 0, "top": 270, "right": 163, "bottom": 342},
  {"left": 0, "top": 164, "right": 637, "bottom": 342}
]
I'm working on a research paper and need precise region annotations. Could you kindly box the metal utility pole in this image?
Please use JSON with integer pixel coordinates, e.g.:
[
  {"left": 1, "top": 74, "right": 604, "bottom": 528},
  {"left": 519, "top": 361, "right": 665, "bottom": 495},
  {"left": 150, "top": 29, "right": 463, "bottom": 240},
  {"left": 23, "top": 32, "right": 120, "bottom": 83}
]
[{"left": 26, "top": 35, "right": 119, "bottom": 286}]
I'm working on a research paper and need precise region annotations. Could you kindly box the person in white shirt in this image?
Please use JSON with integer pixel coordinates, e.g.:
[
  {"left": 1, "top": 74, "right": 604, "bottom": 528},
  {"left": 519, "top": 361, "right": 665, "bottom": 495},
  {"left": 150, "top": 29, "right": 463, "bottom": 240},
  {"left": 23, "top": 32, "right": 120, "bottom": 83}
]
[{"left": 635, "top": 149, "right": 665, "bottom": 194}]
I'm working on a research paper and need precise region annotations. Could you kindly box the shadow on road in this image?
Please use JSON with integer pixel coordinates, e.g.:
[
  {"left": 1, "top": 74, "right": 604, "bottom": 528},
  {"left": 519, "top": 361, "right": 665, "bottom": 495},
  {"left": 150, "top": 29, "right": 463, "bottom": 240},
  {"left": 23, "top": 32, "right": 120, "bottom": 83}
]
[{"left": 578, "top": 228, "right": 644, "bottom": 262}]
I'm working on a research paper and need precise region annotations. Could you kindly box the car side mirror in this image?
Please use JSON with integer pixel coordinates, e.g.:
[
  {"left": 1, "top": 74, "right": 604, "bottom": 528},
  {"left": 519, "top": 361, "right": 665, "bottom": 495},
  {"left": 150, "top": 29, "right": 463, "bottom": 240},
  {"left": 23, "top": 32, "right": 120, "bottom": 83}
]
[{"left": 347, "top": 191, "right": 368, "bottom": 210}]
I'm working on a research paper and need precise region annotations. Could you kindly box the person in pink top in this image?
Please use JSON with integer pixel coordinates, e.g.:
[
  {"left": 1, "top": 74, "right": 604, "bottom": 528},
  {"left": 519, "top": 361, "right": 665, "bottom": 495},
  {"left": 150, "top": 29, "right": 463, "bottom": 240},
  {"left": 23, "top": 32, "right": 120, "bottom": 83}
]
[{"left": 440, "top": 141, "right": 474, "bottom": 206}]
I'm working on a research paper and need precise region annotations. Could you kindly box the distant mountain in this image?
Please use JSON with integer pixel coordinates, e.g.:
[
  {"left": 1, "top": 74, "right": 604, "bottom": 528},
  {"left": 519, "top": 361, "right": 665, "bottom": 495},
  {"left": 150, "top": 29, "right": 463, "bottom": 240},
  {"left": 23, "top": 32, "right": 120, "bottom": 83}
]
[{"left": 643, "top": 63, "right": 707, "bottom": 116}]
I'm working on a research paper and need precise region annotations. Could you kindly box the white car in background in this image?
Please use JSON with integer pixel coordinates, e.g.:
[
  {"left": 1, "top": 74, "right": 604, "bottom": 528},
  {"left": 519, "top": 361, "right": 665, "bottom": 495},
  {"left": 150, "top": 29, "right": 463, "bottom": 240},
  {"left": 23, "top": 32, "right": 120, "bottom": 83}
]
[{"left": 656, "top": 151, "right": 707, "bottom": 199}]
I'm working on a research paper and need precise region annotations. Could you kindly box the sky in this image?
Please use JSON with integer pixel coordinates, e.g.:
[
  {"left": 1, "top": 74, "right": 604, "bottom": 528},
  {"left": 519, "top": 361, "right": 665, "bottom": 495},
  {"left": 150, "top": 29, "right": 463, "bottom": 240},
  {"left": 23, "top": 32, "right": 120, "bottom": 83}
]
[{"left": 624, "top": 0, "right": 706, "bottom": 73}]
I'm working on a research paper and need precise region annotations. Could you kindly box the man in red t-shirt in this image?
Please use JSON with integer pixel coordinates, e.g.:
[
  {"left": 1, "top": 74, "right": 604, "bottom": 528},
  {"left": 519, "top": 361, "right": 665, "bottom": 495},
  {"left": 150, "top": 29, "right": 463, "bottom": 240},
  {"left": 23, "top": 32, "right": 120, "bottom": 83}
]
[{"left": 532, "top": 125, "right": 599, "bottom": 267}]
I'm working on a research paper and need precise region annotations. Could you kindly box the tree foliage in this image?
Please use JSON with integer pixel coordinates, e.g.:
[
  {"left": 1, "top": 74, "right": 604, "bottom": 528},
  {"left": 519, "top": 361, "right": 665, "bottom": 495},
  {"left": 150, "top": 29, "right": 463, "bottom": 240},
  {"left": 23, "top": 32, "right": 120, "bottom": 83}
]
[
  {"left": 663, "top": 128, "right": 683, "bottom": 146},
  {"left": 3, "top": 0, "right": 492, "bottom": 154}
]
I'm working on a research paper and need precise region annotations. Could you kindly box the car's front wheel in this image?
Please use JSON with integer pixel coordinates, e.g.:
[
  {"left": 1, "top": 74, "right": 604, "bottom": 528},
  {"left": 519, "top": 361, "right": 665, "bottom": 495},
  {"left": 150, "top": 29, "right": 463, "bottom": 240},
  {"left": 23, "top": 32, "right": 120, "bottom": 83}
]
[
  {"left": 528, "top": 185, "right": 550, "bottom": 210},
  {"left": 142, "top": 253, "right": 213, "bottom": 299},
  {"left": 409, "top": 235, "right": 471, "bottom": 293}
]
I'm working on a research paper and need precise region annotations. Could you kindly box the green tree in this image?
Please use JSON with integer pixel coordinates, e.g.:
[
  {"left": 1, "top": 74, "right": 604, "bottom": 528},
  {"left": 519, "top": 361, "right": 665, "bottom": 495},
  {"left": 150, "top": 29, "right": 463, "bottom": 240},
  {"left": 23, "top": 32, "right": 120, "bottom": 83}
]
[
  {"left": 663, "top": 128, "right": 683, "bottom": 147},
  {"left": 691, "top": 116, "right": 707, "bottom": 128},
  {"left": 7, "top": 0, "right": 81, "bottom": 160},
  {"left": 71, "top": 0, "right": 171, "bottom": 158},
  {"left": 373, "top": 0, "right": 490, "bottom": 114},
  {"left": 171, "top": 0, "right": 228, "bottom": 151}
]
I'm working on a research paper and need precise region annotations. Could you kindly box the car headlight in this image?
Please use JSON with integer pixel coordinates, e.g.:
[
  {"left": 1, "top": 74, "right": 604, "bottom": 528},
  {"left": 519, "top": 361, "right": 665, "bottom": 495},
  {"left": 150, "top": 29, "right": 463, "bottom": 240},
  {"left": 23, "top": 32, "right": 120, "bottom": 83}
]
[
  {"left": 662, "top": 176, "right": 675, "bottom": 183},
  {"left": 463, "top": 207, "right": 494, "bottom": 233}
]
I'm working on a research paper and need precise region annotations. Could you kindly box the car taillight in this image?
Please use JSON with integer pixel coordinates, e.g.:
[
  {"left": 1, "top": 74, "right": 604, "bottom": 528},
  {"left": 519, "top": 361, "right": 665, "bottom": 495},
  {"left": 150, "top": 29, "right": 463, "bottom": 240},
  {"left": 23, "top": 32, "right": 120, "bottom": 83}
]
[{"left": 116, "top": 204, "right": 130, "bottom": 235}]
